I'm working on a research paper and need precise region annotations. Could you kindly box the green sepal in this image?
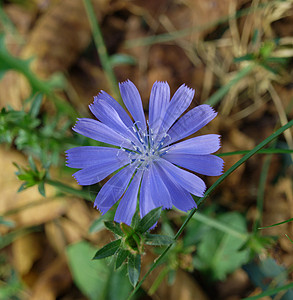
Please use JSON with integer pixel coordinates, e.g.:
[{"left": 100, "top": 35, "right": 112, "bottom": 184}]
[
  {"left": 128, "top": 254, "right": 141, "bottom": 287},
  {"left": 104, "top": 221, "right": 124, "bottom": 237},
  {"left": 144, "top": 233, "right": 174, "bottom": 246},
  {"left": 121, "top": 223, "right": 142, "bottom": 254},
  {"left": 93, "top": 239, "right": 121, "bottom": 260},
  {"left": 136, "top": 207, "right": 162, "bottom": 233},
  {"left": 115, "top": 249, "right": 129, "bottom": 270}
]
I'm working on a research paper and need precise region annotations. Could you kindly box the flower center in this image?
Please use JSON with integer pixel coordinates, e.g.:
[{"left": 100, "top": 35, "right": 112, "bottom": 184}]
[{"left": 120, "top": 124, "right": 170, "bottom": 170}]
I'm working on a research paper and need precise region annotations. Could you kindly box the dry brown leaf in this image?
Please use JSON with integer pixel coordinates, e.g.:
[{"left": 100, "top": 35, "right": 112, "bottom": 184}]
[
  {"left": 31, "top": 256, "right": 72, "bottom": 300},
  {"left": 12, "top": 232, "right": 44, "bottom": 275},
  {"left": 21, "top": 0, "right": 108, "bottom": 78}
]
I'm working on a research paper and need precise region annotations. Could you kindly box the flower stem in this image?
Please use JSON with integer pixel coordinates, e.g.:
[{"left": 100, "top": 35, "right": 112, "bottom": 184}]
[
  {"left": 83, "top": 0, "right": 123, "bottom": 106},
  {"left": 126, "top": 118, "right": 293, "bottom": 300},
  {"left": 46, "top": 179, "right": 95, "bottom": 202}
]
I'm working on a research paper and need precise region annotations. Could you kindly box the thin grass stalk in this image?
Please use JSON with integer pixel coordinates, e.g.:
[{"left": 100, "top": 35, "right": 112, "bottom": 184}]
[{"left": 83, "top": 0, "right": 122, "bottom": 105}]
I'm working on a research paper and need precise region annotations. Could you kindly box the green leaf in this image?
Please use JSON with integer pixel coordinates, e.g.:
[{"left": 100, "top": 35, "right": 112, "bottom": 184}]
[
  {"left": 104, "top": 221, "right": 124, "bottom": 236},
  {"left": 66, "top": 241, "right": 110, "bottom": 300},
  {"left": 109, "top": 53, "right": 136, "bottom": 67},
  {"left": 29, "top": 93, "right": 43, "bottom": 118},
  {"left": 193, "top": 212, "right": 249, "bottom": 280},
  {"left": 258, "top": 217, "right": 293, "bottom": 229},
  {"left": 234, "top": 53, "right": 255, "bottom": 63},
  {"left": 115, "top": 249, "right": 129, "bottom": 270},
  {"left": 128, "top": 254, "right": 141, "bottom": 287},
  {"left": 28, "top": 156, "right": 37, "bottom": 172},
  {"left": 107, "top": 267, "right": 133, "bottom": 300},
  {"left": 93, "top": 239, "right": 121, "bottom": 260},
  {"left": 0, "top": 216, "right": 15, "bottom": 228},
  {"left": 144, "top": 233, "right": 174, "bottom": 246},
  {"left": 131, "top": 211, "right": 140, "bottom": 228},
  {"left": 136, "top": 207, "right": 162, "bottom": 233},
  {"left": 38, "top": 181, "right": 46, "bottom": 197}
]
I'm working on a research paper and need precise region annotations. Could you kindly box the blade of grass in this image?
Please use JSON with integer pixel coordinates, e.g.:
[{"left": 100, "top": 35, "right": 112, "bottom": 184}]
[
  {"left": 242, "top": 282, "right": 293, "bottom": 300},
  {"left": 205, "top": 64, "right": 254, "bottom": 106},
  {"left": 127, "top": 118, "right": 293, "bottom": 300},
  {"left": 258, "top": 218, "right": 293, "bottom": 229},
  {"left": 253, "top": 150, "right": 273, "bottom": 233},
  {"left": 83, "top": 0, "right": 122, "bottom": 105}
]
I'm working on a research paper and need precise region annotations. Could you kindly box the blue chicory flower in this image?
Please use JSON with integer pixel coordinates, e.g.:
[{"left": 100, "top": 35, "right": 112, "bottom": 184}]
[{"left": 66, "top": 80, "right": 224, "bottom": 225}]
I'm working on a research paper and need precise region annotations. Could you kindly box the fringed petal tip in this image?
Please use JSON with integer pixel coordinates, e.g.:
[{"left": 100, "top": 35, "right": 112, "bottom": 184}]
[{"left": 72, "top": 174, "right": 80, "bottom": 185}]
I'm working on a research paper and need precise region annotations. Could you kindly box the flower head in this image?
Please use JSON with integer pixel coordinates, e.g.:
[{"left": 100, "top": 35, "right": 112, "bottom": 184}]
[{"left": 66, "top": 80, "right": 223, "bottom": 225}]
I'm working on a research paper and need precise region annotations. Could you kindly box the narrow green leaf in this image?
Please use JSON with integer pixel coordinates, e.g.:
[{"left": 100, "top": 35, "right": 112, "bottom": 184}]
[
  {"left": 29, "top": 93, "right": 43, "bottom": 118},
  {"left": 17, "top": 183, "right": 27, "bottom": 193},
  {"left": 136, "top": 207, "right": 162, "bottom": 233},
  {"left": 285, "top": 234, "right": 293, "bottom": 245},
  {"left": 258, "top": 217, "right": 293, "bottom": 229},
  {"left": 38, "top": 181, "right": 46, "bottom": 197},
  {"left": 109, "top": 53, "right": 136, "bottom": 67},
  {"left": 131, "top": 211, "right": 140, "bottom": 228},
  {"left": 28, "top": 156, "right": 37, "bottom": 172},
  {"left": 128, "top": 254, "right": 141, "bottom": 287},
  {"left": 242, "top": 282, "right": 293, "bottom": 300},
  {"left": 104, "top": 221, "right": 124, "bottom": 237},
  {"left": 144, "top": 233, "right": 174, "bottom": 246},
  {"left": 115, "top": 249, "right": 129, "bottom": 270},
  {"left": 0, "top": 216, "right": 15, "bottom": 228},
  {"left": 93, "top": 239, "right": 121, "bottom": 260}
]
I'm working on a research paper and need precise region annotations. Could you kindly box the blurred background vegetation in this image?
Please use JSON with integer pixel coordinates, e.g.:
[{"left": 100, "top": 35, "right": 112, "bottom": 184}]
[{"left": 0, "top": 0, "right": 293, "bottom": 299}]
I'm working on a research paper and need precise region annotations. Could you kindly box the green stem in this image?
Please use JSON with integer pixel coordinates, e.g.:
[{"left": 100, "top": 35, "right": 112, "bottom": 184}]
[
  {"left": 192, "top": 212, "right": 248, "bottom": 240},
  {"left": 0, "top": 36, "right": 78, "bottom": 119},
  {"left": 83, "top": 0, "right": 122, "bottom": 105},
  {"left": 127, "top": 119, "right": 293, "bottom": 300},
  {"left": 46, "top": 179, "right": 95, "bottom": 202},
  {"left": 253, "top": 150, "right": 273, "bottom": 233},
  {"left": 205, "top": 64, "right": 255, "bottom": 106},
  {"left": 217, "top": 148, "right": 293, "bottom": 156}
]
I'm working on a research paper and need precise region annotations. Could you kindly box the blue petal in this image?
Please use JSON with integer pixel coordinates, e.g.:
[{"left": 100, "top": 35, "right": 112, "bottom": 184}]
[
  {"left": 119, "top": 80, "right": 146, "bottom": 131},
  {"left": 158, "top": 84, "right": 194, "bottom": 138},
  {"left": 95, "top": 165, "right": 136, "bottom": 215},
  {"left": 167, "top": 104, "right": 217, "bottom": 144},
  {"left": 166, "top": 134, "right": 221, "bottom": 155},
  {"left": 157, "top": 164, "right": 197, "bottom": 211},
  {"left": 114, "top": 170, "right": 143, "bottom": 225},
  {"left": 149, "top": 163, "right": 172, "bottom": 209},
  {"left": 66, "top": 146, "right": 126, "bottom": 169},
  {"left": 89, "top": 99, "right": 137, "bottom": 142},
  {"left": 148, "top": 82, "right": 170, "bottom": 134},
  {"left": 139, "top": 168, "right": 156, "bottom": 218},
  {"left": 73, "top": 118, "right": 133, "bottom": 149},
  {"left": 93, "top": 91, "right": 133, "bottom": 128},
  {"left": 157, "top": 158, "right": 206, "bottom": 197},
  {"left": 73, "top": 155, "right": 130, "bottom": 186},
  {"left": 164, "top": 153, "right": 224, "bottom": 176}
]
